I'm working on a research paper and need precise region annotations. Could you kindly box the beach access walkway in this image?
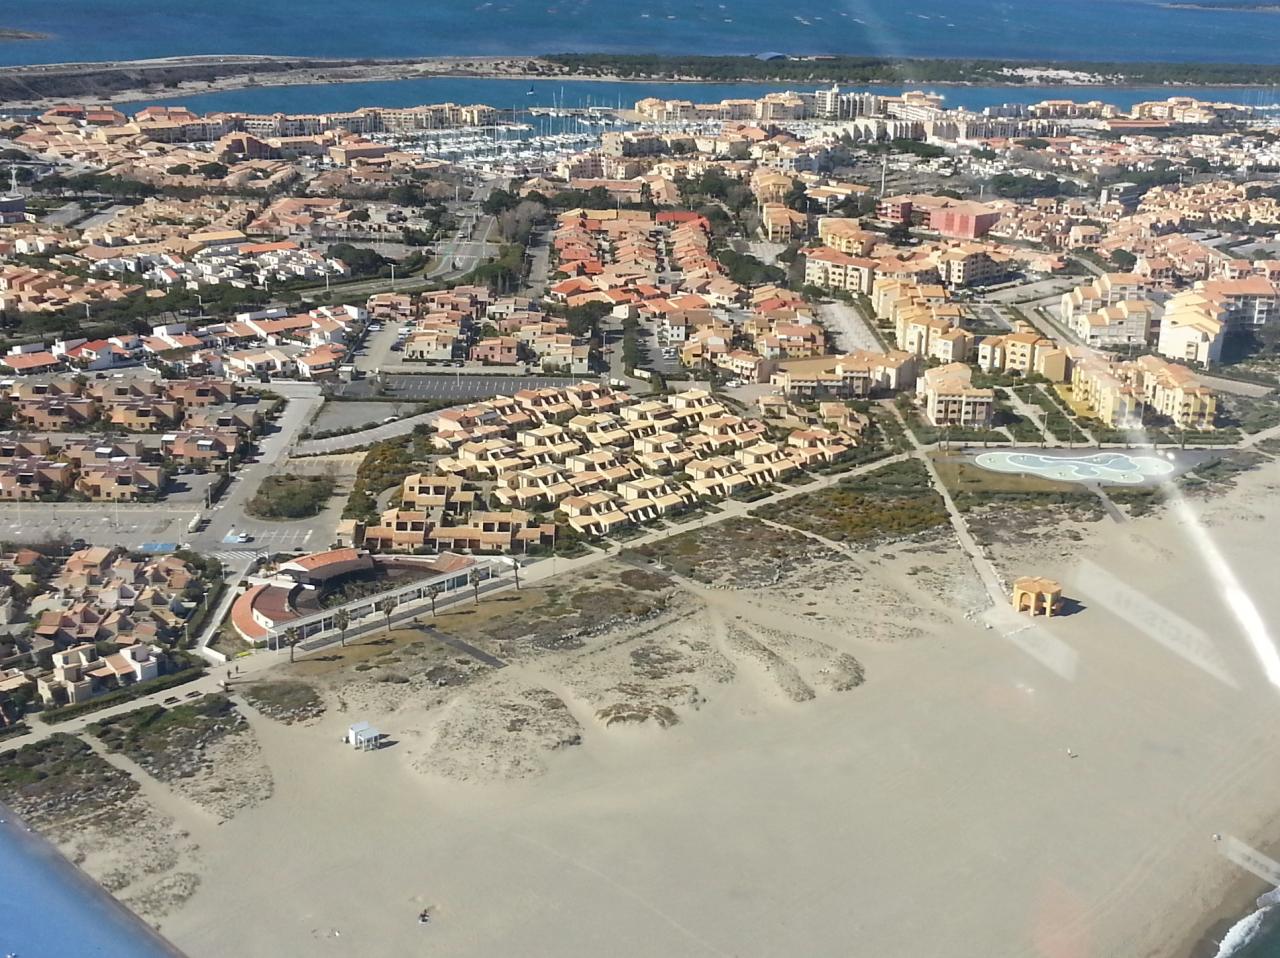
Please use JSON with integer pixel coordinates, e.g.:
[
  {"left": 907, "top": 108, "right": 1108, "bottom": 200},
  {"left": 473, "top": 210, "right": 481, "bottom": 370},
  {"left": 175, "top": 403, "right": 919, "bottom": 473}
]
[{"left": 889, "top": 403, "right": 1009, "bottom": 611}]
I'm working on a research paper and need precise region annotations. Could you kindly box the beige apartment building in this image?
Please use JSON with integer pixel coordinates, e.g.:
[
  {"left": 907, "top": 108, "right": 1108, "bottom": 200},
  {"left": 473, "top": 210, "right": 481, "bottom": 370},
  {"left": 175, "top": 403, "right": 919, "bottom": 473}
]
[
  {"left": 803, "top": 247, "right": 877, "bottom": 294},
  {"left": 1131, "top": 355, "right": 1217, "bottom": 430},
  {"left": 817, "top": 217, "right": 880, "bottom": 255},
  {"left": 770, "top": 350, "right": 915, "bottom": 399},
  {"left": 916, "top": 363, "right": 994, "bottom": 428},
  {"left": 1070, "top": 354, "right": 1215, "bottom": 430},
  {"left": 977, "top": 325, "right": 1069, "bottom": 382},
  {"left": 1157, "top": 290, "right": 1226, "bottom": 366},
  {"left": 1069, "top": 298, "right": 1157, "bottom": 348},
  {"left": 760, "top": 203, "right": 808, "bottom": 243},
  {"left": 1059, "top": 273, "right": 1153, "bottom": 326}
]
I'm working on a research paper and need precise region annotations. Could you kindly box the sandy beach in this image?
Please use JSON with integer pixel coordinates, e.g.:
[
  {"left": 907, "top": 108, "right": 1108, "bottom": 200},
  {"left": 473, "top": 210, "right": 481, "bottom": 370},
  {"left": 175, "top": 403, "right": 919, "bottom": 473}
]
[
  {"left": 28, "top": 456, "right": 1242, "bottom": 956},
  {"left": 3, "top": 454, "right": 1277, "bottom": 956}
]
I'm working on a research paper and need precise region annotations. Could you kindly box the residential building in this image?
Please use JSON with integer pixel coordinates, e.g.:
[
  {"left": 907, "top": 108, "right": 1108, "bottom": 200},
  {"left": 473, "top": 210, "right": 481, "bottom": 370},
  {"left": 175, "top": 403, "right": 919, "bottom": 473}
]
[{"left": 916, "top": 363, "right": 994, "bottom": 428}]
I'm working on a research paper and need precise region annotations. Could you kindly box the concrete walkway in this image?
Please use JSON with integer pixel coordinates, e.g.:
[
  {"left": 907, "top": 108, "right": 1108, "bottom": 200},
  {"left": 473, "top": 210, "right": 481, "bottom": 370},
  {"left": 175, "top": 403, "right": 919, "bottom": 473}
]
[{"left": 889, "top": 403, "right": 1009, "bottom": 611}]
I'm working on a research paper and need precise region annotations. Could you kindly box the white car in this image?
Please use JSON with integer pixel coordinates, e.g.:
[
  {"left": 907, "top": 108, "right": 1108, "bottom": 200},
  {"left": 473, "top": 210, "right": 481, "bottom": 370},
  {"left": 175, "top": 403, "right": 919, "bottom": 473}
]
[{"left": 236, "top": 532, "right": 253, "bottom": 543}]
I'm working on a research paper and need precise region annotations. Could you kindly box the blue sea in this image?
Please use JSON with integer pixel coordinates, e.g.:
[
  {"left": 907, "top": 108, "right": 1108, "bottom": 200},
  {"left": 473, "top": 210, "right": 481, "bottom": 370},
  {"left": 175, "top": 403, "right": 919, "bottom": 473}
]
[
  {"left": 0, "top": 804, "right": 186, "bottom": 957},
  {"left": 0, "top": 0, "right": 1279, "bottom": 67}
]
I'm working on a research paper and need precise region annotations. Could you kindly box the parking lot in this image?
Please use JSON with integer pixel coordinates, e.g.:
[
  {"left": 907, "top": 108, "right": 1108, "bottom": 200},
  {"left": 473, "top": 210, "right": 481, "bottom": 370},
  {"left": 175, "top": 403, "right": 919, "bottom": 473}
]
[
  {"left": 816, "top": 302, "right": 883, "bottom": 354},
  {"left": 310, "top": 400, "right": 423, "bottom": 434},
  {"left": 642, "top": 325, "right": 683, "bottom": 376},
  {"left": 334, "top": 373, "right": 589, "bottom": 401},
  {"left": 0, "top": 502, "right": 193, "bottom": 549},
  {"left": 968, "top": 303, "right": 1013, "bottom": 332},
  {"left": 352, "top": 320, "right": 408, "bottom": 373},
  {"left": 979, "top": 276, "right": 1080, "bottom": 305}
]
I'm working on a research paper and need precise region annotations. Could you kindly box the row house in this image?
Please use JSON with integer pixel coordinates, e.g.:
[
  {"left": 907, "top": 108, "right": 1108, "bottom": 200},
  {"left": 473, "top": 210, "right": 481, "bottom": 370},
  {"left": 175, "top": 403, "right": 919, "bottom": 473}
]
[
  {"left": 159, "top": 428, "right": 242, "bottom": 463},
  {"left": 0, "top": 457, "right": 73, "bottom": 500},
  {"left": 75, "top": 458, "right": 165, "bottom": 501},
  {"left": 37, "top": 642, "right": 160, "bottom": 707}
]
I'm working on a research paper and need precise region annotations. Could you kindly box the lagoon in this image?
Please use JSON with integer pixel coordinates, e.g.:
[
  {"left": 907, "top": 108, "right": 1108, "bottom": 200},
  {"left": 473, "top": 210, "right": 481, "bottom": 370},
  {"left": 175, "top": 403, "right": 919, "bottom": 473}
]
[
  {"left": 2, "top": 0, "right": 1280, "bottom": 67},
  {"left": 113, "top": 77, "right": 1280, "bottom": 118}
]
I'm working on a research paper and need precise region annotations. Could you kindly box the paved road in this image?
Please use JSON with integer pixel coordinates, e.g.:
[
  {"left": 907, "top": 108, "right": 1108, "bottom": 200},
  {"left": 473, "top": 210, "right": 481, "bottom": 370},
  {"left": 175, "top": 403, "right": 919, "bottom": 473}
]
[
  {"left": 1069, "top": 254, "right": 1105, "bottom": 277},
  {"left": 1198, "top": 374, "right": 1275, "bottom": 398},
  {"left": 426, "top": 178, "right": 502, "bottom": 280},
  {"left": 413, "top": 624, "right": 507, "bottom": 668},
  {"left": 39, "top": 201, "right": 81, "bottom": 227},
  {"left": 889, "top": 402, "right": 1008, "bottom": 609},
  {"left": 295, "top": 407, "right": 447, "bottom": 455},
  {"left": 300, "top": 274, "right": 431, "bottom": 305},
  {"left": 522, "top": 227, "right": 551, "bottom": 298},
  {"left": 981, "top": 277, "right": 1079, "bottom": 305}
]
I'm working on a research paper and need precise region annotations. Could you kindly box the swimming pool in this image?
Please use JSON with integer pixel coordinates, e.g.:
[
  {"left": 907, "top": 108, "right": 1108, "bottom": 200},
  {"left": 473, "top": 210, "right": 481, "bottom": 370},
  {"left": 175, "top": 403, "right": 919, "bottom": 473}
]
[{"left": 973, "top": 451, "right": 1176, "bottom": 485}]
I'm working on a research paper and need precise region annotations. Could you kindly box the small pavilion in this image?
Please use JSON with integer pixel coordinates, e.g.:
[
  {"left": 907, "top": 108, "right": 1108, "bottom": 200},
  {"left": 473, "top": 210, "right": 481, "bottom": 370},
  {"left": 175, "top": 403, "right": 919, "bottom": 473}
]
[
  {"left": 345, "top": 721, "right": 383, "bottom": 751},
  {"left": 1011, "top": 576, "right": 1063, "bottom": 617}
]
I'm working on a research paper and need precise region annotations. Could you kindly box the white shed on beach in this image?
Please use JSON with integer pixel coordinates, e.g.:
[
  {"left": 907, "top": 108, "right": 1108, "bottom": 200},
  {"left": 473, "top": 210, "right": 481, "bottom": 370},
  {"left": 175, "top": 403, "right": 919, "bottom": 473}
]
[{"left": 345, "top": 721, "right": 383, "bottom": 751}]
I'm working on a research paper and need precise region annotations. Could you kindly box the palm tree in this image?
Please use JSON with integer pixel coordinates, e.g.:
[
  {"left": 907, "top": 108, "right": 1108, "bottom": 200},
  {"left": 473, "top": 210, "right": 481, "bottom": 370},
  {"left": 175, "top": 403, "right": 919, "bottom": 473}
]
[
  {"left": 284, "top": 626, "right": 300, "bottom": 664},
  {"left": 333, "top": 608, "right": 350, "bottom": 648},
  {"left": 510, "top": 559, "right": 521, "bottom": 591},
  {"left": 377, "top": 595, "right": 399, "bottom": 634},
  {"left": 426, "top": 584, "right": 444, "bottom": 617},
  {"left": 469, "top": 568, "right": 484, "bottom": 605}
]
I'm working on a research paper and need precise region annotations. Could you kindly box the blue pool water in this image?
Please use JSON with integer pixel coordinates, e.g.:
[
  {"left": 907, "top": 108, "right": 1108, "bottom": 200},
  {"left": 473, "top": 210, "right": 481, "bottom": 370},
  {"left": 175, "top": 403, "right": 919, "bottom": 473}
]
[{"left": 974, "top": 451, "right": 1177, "bottom": 485}]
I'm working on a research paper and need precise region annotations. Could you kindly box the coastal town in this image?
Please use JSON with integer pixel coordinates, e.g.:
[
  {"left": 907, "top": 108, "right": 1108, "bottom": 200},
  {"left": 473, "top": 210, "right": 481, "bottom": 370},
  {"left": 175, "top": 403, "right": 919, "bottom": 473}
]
[{"left": 0, "top": 69, "right": 1279, "bottom": 958}]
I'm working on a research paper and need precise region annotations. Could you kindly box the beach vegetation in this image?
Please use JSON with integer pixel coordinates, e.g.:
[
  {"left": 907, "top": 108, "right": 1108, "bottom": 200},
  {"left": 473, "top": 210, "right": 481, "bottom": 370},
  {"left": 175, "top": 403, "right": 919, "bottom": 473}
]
[
  {"left": 241, "top": 681, "right": 326, "bottom": 724},
  {"left": 753, "top": 459, "right": 948, "bottom": 544},
  {"left": 247, "top": 473, "right": 336, "bottom": 519}
]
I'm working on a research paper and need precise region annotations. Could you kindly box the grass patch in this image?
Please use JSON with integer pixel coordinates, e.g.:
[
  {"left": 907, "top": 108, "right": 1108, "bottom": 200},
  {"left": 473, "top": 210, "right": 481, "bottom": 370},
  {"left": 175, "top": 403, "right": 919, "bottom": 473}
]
[
  {"left": 1181, "top": 450, "right": 1267, "bottom": 489},
  {"left": 247, "top": 473, "right": 336, "bottom": 520},
  {"left": 1219, "top": 391, "right": 1280, "bottom": 435},
  {"left": 993, "top": 399, "right": 1044, "bottom": 443},
  {"left": 751, "top": 460, "right": 948, "bottom": 544},
  {"left": 241, "top": 681, "right": 325, "bottom": 724},
  {"left": 635, "top": 517, "right": 834, "bottom": 586},
  {"left": 87, "top": 694, "right": 244, "bottom": 781},
  {"left": 1107, "top": 486, "right": 1168, "bottom": 517},
  {"left": 0, "top": 734, "right": 137, "bottom": 824}
]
